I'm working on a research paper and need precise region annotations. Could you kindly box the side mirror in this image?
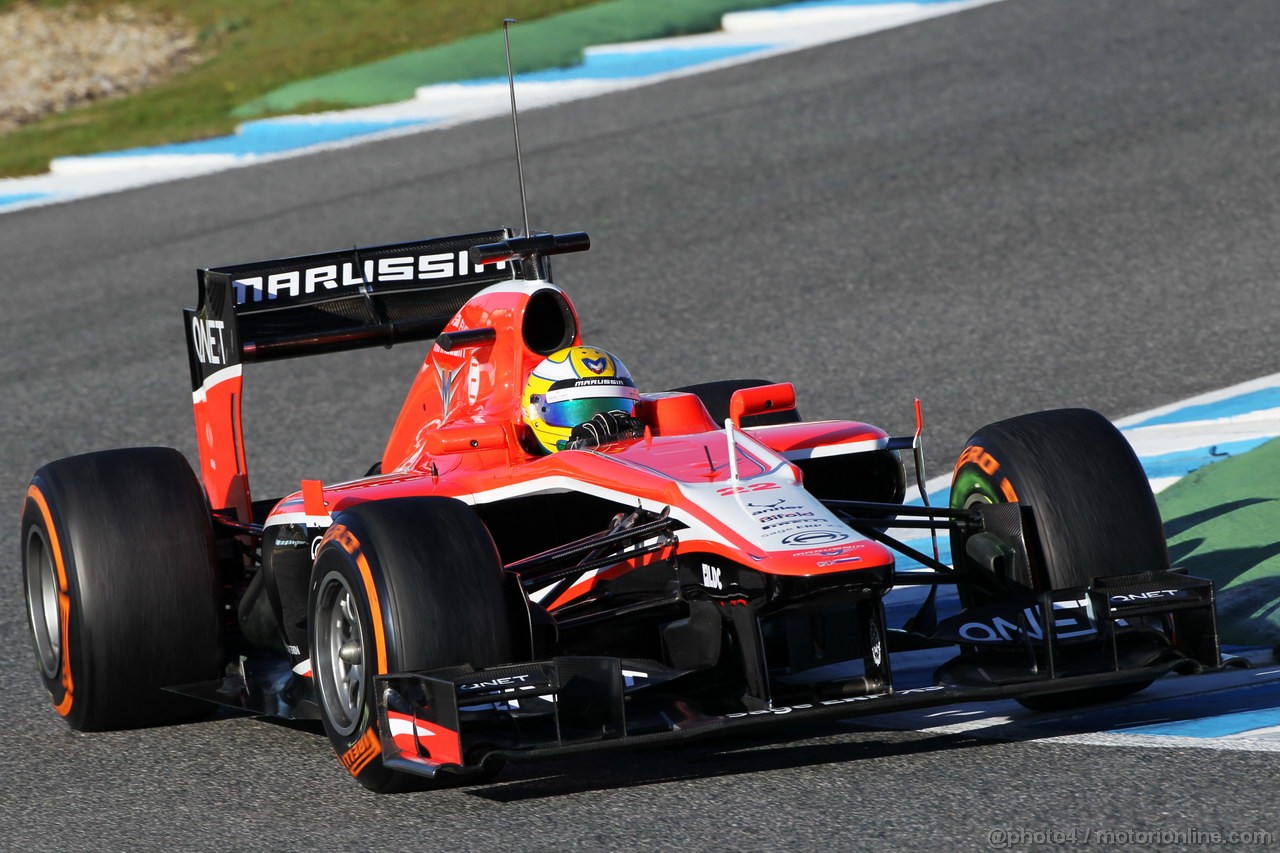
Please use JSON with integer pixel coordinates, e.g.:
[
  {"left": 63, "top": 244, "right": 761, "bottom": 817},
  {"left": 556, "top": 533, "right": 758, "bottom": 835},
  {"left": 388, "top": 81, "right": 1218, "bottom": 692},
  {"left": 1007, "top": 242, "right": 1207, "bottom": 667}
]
[
  {"left": 425, "top": 422, "right": 509, "bottom": 455},
  {"left": 728, "top": 382, "right": 796, "bottom": 429}
]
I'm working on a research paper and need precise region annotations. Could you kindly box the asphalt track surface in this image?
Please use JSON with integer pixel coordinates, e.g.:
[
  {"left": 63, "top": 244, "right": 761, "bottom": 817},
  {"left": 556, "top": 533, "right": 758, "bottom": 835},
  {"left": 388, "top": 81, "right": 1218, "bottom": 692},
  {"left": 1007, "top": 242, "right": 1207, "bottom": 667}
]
[{"left": 4, "top": 1, "right": 1280, "bottom": 849}]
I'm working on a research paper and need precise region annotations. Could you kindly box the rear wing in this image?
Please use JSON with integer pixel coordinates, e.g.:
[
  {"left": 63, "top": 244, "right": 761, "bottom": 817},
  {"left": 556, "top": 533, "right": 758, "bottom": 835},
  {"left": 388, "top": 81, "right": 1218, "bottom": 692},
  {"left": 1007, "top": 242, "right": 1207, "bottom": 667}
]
[
  {"left": 184, "top": 229, "right": 521, "bottom": 519},
  {"left": 185, "top": 229, "right": 517, "bottom": 386}
]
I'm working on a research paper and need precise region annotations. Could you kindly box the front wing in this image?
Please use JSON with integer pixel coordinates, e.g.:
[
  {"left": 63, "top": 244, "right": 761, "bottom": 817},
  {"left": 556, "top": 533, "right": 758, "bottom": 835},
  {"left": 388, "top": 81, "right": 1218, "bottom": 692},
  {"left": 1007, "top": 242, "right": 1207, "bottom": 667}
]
[
  {"left": 377, "top": 569, "right": 1223, "bottom": 779},
  {"left": 377, "top": 656, "right": 1195, "bottom": 779}
]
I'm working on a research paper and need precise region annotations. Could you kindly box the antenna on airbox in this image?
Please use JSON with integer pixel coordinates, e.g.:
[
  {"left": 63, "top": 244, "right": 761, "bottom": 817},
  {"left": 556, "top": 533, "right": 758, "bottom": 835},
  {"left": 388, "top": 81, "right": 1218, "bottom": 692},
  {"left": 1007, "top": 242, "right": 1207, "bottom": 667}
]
[
  {"left": 466, "top": 22, "right": 591, "bottom": 280},
  {"left": 502, "top": 18, "right": 532, "bottom": 237}
]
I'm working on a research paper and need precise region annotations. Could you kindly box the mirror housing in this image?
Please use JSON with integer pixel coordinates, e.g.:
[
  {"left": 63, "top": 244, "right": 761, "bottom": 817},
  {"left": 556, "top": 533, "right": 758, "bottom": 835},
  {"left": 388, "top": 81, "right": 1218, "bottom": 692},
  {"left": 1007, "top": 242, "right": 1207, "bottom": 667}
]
[
  {"left": 425, "top": 422, "right": 509, "bottom": 455},
  {"left": 728, "top": 382, "right": 796, "bottom": 428}
]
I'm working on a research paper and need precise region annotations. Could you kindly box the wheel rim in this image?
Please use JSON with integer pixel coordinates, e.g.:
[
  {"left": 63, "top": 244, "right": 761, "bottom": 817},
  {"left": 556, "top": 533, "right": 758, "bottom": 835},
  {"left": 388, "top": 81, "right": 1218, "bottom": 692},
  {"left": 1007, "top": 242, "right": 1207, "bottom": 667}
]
[
  {"left": 25, "top": 526, "right": 61, "bottom": 679},
  {"left": 315, "top": 572, "right": 366, "bottom": 737}
]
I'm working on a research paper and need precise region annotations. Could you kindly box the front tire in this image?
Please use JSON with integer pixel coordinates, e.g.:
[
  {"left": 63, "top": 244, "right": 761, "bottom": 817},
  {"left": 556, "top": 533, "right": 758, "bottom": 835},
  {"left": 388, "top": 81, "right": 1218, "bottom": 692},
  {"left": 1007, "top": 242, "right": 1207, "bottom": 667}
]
[
  {"left": 950, "top": 408, "right": 1168, "bottom": 598},
  {"left": 949, "top": 409, "right": 1166, "bottom": 710},
  {"left": 20, "top": 447, "right": 223, "bottom": 731},
  {"left": 308, "top": 497, "right": 514, "bottom": 792}
]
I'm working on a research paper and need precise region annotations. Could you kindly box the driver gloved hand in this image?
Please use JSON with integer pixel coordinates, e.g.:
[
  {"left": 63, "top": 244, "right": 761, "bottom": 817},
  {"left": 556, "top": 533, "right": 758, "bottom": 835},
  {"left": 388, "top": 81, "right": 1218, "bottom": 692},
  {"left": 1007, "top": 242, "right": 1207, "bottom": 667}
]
[{"left": 567, "top": 410, "right": 645, "bottom": 449}]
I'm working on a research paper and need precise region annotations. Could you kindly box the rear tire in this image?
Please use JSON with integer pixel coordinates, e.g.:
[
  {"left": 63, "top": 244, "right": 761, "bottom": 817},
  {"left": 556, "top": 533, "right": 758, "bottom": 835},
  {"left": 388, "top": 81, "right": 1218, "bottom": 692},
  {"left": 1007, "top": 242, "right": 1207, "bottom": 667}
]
[
  {"left": 21, "top": 447, "right": 223, "bottom": 731},
  {"left": 308, "top": 497, "right": 514, "bottom": 792},
  {"left": 948, "top": 409, "right": 1166, "bottom": 710},
  {"left": 670, "top": 379, "right": 803, "bottom": 427}
]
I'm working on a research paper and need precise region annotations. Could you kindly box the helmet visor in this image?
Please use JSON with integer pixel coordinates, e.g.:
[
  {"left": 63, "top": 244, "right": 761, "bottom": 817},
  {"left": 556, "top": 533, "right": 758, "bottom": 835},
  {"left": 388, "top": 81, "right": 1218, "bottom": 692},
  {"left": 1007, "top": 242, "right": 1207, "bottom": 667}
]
[{"left": 541, "top": 396, "right": 637, "bottom": 429}]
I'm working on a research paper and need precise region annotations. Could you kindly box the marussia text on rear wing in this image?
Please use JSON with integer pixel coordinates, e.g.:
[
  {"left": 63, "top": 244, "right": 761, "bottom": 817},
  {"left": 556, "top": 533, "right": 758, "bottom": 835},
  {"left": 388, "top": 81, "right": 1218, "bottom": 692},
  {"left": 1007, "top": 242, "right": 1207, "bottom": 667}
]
[{"left": 185, "top": 229, "right": 516, "bottom": 382}]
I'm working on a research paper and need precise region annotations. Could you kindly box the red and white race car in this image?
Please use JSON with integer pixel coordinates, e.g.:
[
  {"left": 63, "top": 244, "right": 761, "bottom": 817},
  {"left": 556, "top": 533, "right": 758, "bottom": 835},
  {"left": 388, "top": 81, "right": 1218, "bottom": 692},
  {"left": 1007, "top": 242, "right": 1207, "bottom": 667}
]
[{"left": 21, "top": 228, "right": 1222, "bottom": 791}]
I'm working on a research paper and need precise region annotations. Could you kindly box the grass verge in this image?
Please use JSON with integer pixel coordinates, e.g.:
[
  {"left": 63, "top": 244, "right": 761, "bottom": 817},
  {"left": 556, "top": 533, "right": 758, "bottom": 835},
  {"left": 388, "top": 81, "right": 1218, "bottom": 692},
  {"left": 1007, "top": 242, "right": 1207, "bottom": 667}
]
[
  {"left": 0, "top": 0, "right": 604, "bottom": 178},
  {"left": 1158, "top": 437, "right": 1280, "bottom": 647}
]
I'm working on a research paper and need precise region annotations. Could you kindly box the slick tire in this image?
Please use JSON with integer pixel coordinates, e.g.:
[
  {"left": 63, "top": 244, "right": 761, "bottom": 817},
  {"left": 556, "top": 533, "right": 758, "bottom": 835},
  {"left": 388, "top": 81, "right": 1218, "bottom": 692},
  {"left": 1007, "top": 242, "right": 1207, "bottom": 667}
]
[
  {"left": 20, "top": 447, "right": 223, "bottom": 731},
  {"left": 309, "top": 497, "right": 514, "bottom": 793},
  {"left": 670, "top": 379, "right": 803, "bottom": 427},
  {"left": 949, "top": 408, "right": 1165, "bottom": 710}
]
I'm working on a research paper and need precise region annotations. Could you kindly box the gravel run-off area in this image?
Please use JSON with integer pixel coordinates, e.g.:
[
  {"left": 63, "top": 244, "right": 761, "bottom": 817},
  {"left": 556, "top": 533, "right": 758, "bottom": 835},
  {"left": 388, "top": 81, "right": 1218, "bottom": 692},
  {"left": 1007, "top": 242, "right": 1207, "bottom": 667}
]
[{"left": 0, "top": 2, "right": 200, "bottom": 133}]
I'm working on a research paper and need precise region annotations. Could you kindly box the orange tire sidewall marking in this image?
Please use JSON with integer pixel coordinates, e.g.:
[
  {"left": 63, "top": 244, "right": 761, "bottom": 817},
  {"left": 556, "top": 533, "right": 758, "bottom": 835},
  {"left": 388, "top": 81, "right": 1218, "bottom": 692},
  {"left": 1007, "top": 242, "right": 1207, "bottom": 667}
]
[
  {"left": 954, "top": 444, "right": 1001, "bottom": 477},
  {"left": 26, "top": 485, "right": 74, "bottom": 716},
  {"left": 955, "top": 444, "right": 1019, "bottom": 503},
  {"left": 353, "top": 551, "right": 389, "bottom": 676},
  {"left": 999, "top": 476, "right": 1019, "bottom": 502},
  {"left": 339, "top": 725, "right": 382, "bottom": 777},
  {"left": 321, "top": 523, "right": 389, "bottom": 676}
]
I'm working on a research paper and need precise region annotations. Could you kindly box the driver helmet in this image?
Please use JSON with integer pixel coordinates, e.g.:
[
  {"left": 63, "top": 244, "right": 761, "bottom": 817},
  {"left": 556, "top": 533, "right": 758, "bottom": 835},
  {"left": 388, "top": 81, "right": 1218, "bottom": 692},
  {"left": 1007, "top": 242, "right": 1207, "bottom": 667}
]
[{"left": 523, "top": 346, "right": 639, "bottom": 453}]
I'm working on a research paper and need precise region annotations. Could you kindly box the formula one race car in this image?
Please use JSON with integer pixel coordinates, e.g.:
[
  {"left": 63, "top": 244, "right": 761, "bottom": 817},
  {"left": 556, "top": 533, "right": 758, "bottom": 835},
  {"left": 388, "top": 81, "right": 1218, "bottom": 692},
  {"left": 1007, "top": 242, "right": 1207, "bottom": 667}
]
[{"left": 20, "top": 228, "right": 1223, "bottom": 792}]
